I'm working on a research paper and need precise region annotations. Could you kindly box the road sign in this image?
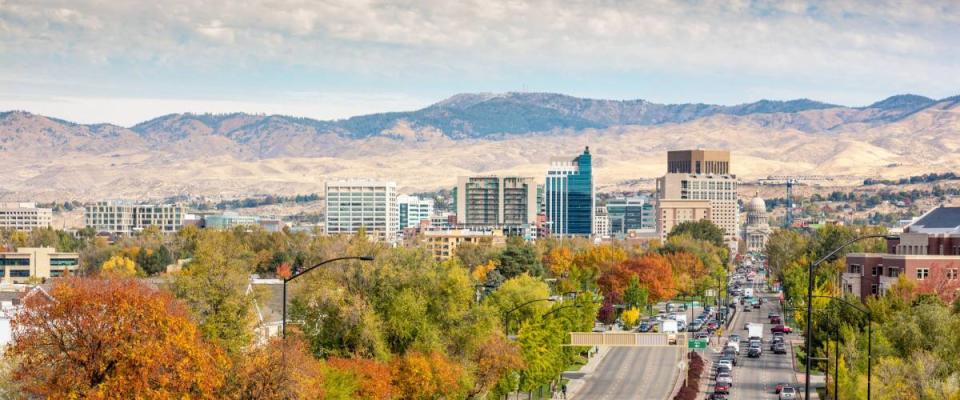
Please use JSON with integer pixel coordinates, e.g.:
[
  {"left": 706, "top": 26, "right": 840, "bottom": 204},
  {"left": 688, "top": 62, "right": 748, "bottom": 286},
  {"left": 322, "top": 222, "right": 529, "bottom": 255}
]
[{"left": 687, "top": 339, "right": 708, "bottom": 349}]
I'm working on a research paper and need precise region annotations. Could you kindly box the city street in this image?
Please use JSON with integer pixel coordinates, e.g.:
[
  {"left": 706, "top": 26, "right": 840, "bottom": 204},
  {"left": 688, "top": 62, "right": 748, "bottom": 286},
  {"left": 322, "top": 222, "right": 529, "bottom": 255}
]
[
  {"left": 573, "top": 346, "right": 683, "bottom": 400},
  {"left": 708, "top": 287, "right": 798, "bottom": 399}
]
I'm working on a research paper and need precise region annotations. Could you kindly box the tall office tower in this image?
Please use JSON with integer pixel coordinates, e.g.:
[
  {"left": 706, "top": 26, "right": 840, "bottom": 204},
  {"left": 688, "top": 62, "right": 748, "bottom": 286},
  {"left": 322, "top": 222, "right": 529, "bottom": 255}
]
[
  {"left": 84, "top": 201, "right": 185, "bottom": 235},
  {"left": 398, "top": 195, "right": 435, "bottom": 229},
  {"left": 545, "top": 147, "right": 594, "bottom": 236},
  {"left": 454, "top": 176, "right": 539, "bottom": 226},
  {"left": 605, "top": 196, "right": 655, "bottom": 237},
  {"left": 324, "top": 179, "right": 399, "bottom": 243},
  {"left": 667, "top": 149, "right": 730, "bottom": 175},
  {"left": 656, "top": 172, "right": 739, "bottom": 247},
  {"left": 0, "top": 202, "right": 52, "bottom": 231},
  {"left": 593, "top": 206, "right": 609, "bottom": 238}
]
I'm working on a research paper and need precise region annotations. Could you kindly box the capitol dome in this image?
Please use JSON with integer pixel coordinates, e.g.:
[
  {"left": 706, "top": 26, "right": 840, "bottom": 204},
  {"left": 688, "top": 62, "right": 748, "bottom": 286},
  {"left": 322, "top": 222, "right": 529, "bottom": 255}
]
[{"left": 748, "top": 196, "right": 766, "bottom": 213}]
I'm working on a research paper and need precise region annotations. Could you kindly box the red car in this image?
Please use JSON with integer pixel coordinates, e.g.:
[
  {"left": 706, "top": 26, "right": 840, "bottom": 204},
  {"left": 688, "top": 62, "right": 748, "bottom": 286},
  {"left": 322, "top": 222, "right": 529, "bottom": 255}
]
[
  {"left": 771, "top": 325, "right": 793, "bottom": 334},
  {"left": 775, "top": 383, "right": 786, "bottom": 393},
  {"left": 715, "top": 382, "right": 731, "bottom": 394},
  {"left": 770, "top": 316, "right": 782, "bottom": 324}
]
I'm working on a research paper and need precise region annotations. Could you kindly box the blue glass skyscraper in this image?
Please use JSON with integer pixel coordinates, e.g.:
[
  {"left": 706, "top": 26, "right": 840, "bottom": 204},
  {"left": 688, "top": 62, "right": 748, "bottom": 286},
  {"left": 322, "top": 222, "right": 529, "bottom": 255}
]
[{"left": 545, "top": 147, "right": 594, "bottom": 236}]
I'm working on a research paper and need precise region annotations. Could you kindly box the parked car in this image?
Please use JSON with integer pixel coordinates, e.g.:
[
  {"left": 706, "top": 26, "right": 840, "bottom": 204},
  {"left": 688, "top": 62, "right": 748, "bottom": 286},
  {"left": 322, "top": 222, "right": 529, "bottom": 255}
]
[
  {"left": 780, "top": 386, "right": 797, "bottom": 399},
  {"left": 638, "top": 322, "right": 652, "bottom": 332},
  {"left": 771, "top": 325, "right": 793, "bottom": 334}
]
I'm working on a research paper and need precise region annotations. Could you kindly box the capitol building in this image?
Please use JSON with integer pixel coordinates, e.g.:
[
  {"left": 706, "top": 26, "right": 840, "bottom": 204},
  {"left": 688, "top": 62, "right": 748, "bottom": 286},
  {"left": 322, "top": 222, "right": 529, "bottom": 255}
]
[{"left": 743, "top": 193, "right": 772, "bottom": 253}]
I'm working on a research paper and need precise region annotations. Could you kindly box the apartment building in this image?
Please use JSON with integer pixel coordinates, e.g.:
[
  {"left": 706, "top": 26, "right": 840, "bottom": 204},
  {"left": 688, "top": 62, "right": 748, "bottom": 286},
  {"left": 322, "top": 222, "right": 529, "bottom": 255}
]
[
  {"left": 324, "top": 179, "right": 399, "bottom": 243},
  {"left": 0, "top": 202, "right": 52, "bottom": 231},
  {"left": 84, "top": 202, "right": 186, "bottom": 235},
  {"left": 844, "top": 205, "right": 960, "bottom": 301},
  {"left": 454, "top": 176, "right": 539, "bottom": 227},
  {"left": 656, "top": 199, "right": 712, "bottom": 240},
  {"left": 0, "top": 247, "right": 80, "bottom": 284},
  {"left": 398, "top": 195, "right": 435, "bottom": 229},
  {"left": 423, "top": 228, "right": 507, "bottom": 261}
]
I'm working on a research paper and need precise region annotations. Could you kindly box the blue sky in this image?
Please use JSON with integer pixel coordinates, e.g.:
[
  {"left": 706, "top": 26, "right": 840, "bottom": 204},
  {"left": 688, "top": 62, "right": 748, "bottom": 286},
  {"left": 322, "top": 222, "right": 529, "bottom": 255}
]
[{"left": 1, "top": 0, "right": 958, "bottom": 125}]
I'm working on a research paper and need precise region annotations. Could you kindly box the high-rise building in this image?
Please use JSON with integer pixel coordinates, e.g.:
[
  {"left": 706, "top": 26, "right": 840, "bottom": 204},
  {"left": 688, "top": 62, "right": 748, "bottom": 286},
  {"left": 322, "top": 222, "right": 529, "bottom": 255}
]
[
  {"left": 593, "top": 207, "right": 609, "bottom": 238},
  {"left": 657, "top": 173, "right": 739, "bottom": 245},
  {"left": 455, "top": 176, "right": 539, "bottom": 226},
  {"left": 84, "top": 201, "right": 185, "bottom": 235},
  {"left": 656, "top": 199, "right": 712, "bottom": 240},
  {"left": 545, "top": 147, "right": 594, "bottom": 236},
  {"left": 606, "top": 196, "right": 655, "bottom": 237},
  {"left": 398, "top": 195, "right": 435, "bottom": 229},
  {"left": 0, "top": 202, "right": 52, "bottom": 231},
  {"left": 324, "top": 179, "right": 399, "bottom": 243},
  {"left": 667, "top": 149, "right": 730, "bottom": 175}
]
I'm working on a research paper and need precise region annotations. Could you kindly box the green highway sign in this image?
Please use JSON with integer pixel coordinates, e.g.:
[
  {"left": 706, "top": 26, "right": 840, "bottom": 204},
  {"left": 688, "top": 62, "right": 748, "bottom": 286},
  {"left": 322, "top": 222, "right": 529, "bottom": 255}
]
[{"left": 688, "top": 339, "right": 708, "bottom": 349}]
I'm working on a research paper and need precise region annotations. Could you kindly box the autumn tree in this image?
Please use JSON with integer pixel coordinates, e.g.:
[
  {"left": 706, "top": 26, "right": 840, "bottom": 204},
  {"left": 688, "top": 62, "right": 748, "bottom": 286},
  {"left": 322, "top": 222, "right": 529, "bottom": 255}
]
[
  {"left": 170, "top": 230, "right": 255, "bottom": 355},
  {"left": 226, "top": 337, "right": 330, "bottom": 400},
  {"left": 100, "top": 254, "right": 137, "bottom": 277},
  {"left": 467, "top": 335, "right": 525, "bottom": 398},
  {"left": 622, "top": 253, "right": 676, "bottom": 302},
  {"left": 328, "top": 357, "right": 394, "bottom": 399},
  {"left": 9, "top": 277, "right": 229, "bottom": 398},
  {"left": 391, "top": 351, "right": 468, "bottom": 400}
]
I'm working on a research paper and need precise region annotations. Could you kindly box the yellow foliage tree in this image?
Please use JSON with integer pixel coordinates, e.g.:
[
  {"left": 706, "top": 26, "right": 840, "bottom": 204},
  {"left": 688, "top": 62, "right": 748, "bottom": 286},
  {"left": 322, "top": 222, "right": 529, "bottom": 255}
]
[
  {"left": 101, "top": 255, "right": 137, "bottom": 277},
  {"left": 472, "top": 260, "right": 498, "bottom": 283},
  {"left": 622, "top": 307, "right": 641, "bottom": 329}
]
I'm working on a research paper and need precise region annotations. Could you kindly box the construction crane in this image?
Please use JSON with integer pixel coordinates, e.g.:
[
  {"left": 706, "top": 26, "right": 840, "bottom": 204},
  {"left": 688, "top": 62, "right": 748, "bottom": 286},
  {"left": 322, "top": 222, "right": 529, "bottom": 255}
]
[{"left": 756, "top": 176, "right": 834, "bottom": 228}]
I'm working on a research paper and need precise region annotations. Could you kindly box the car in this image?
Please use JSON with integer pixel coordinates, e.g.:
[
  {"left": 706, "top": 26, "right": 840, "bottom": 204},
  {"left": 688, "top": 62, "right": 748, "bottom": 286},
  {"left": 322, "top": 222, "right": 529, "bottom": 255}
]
[
  {"left": 729, "top": 334, "right": 741, "bottom": 343},
  {"left": 716, "top": 372, "right": 733, "bottom": 385},
  {"left": 717, "top": 359, "right": 733, "bottom": 370},
  {"left": 748, "top": 345, "right": 762, "bottom": 358},
  {"left": 696, "top": 332, "right": 710, "bottom": 340},
  {"left": 710, "top": 393, "right": 729, "bottom": 400},
  {"left": 779, "top": 386, "right": 797, "bottom": 399},
  {"left": 752, "top": 301, "right": 761, "bottom": 309},
  {"left": 638, "top": 322, "right": 652, "bottom": 332},
  {"left": 706, "top": 321, "right": 719, "bottom": 331},
  {"left": 773, "top": 342, "right": 787, "bottom": 354},
  {"left": 726, "top": 341, "right": 740, "bottom": 354},
  {"left": 772, "top": 325, "right": 793, "bottom": 334},
  {"left": 714, "top": 382, "right": 731, "bottom": 394},
  {"left": 775, "top": 382, "right": 787, "bottom": 394},
  {"left": 770, "top": 316, "right": 782, "bottom": 324}
]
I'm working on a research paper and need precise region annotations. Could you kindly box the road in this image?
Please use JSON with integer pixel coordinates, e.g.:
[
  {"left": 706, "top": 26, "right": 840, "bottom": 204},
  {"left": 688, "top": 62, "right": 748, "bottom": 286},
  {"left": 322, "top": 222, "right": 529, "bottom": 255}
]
[
  {"left": 708, "top": 285, "right": 798, "bottom": 399},
  {"left": 574, "top": 346, "right": 682, "bottom": 400}
]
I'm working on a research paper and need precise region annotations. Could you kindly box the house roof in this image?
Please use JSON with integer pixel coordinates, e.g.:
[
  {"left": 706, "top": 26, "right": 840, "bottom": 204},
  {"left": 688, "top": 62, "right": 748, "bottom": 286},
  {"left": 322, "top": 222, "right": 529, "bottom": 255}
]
[{"left": 907, "top": 205, "right": 960, "bottom": 234}]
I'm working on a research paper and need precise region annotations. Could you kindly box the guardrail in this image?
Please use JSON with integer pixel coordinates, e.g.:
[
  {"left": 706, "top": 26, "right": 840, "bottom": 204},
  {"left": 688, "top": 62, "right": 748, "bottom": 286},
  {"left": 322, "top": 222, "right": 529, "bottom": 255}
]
[{"left": 568, "top": 332, "right": 690, "bottom": 347}]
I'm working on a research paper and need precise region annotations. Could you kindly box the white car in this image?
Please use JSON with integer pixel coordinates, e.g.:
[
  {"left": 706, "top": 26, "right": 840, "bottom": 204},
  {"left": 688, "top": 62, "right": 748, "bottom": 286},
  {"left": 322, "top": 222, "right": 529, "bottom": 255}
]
[
  {"left": 726, "top": 341, "right": 740, "bottom": 355},
  {"left": 716, "top": 372, "right": 733, "bottom": 385},
  {"left": 779, "top": 386, "right": 797, "bottom": 399},
  {"left": 717, "top": 359, "right": 733, "bottom": 370}
]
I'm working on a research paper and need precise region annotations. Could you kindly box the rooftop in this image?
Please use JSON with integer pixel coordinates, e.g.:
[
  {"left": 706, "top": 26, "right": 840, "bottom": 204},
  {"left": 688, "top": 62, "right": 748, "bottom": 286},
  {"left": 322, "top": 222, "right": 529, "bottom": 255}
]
[{"left": 906, "top": 205, "right": 960, "bottom": 234}]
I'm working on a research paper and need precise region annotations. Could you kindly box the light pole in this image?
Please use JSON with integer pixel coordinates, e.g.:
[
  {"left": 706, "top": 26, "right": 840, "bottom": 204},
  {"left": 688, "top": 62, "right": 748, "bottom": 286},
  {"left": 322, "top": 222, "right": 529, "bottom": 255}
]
[
  {"left": 282, "top": 256, "right": 375, "bottom": 338},
  {"left": 812, "top": 295, "right": 872, "bottom": 400},
  {"left": 804, "top": 234, "right": 893, "bottom": 400},
  {"left": 504, "top": 292, "right": 578, "bottom": 336}
]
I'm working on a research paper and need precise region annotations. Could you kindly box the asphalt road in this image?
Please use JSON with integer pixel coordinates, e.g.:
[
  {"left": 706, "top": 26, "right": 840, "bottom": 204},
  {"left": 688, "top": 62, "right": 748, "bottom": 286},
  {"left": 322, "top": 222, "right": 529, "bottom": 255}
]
[
  {"left": 574, "top": 346, "right": 682, "bottom": 400},
  {"left": 708, "top": 284, "right": 798, "bottom": 399}
]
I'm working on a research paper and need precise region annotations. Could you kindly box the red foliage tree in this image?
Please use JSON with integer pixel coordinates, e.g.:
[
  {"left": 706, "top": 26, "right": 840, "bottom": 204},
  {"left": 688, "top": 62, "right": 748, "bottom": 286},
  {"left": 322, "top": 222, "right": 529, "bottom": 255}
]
[{"left": 622, "top": 253, "right": 677, "bottom": 302}]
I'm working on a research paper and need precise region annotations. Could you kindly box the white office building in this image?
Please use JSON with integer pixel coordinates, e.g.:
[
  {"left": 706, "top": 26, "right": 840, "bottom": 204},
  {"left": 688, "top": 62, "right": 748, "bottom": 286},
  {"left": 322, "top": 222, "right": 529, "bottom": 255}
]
[
  {"left": 325, "top": 180, "right": 399, "bottom": 243},
  {"left": 0, "top": 203, "right": 52, "bottom": 231},
  {"left": 84, "top": 201, "right": 186, "bottom": 235},
  {"left": 398, "top": 195, "right": 435, "bottom": 229}
]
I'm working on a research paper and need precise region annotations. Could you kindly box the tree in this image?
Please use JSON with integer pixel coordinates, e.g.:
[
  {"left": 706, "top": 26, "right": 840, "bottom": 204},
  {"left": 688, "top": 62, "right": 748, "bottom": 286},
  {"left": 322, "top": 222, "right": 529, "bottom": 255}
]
[
  {"left": 391, "top": 351, "right": 467, "bottom": 400},
  {"left": 622, "top": 254, "right": 676, "bottom": 302},
  {"left": 100, "top": 254, "right": 137, "bottom": 277},
  {"left": 486, "top": 274, "right": 551, "bottom": 333},
  {"left": 497, "top": 237, "right": 543, "bottom": 279},
  {"left": 327, "top": 357, "right": 394, "bottom": 400},
  {"left": 170, "top": 230, "right": 255, "bottom": 356},
  {"left": 227, "top": 337, "right": 329, "bottom": 400},
  {"left": 623, "top": 276, "right": 649, "bottom": 310},
  {"left": 467, "top": 335, "right": 525, "bottom": 398},
  {"left": 621, "top": 307, "right": 641, "bottom": 329},
  {"left": 765, "top": 229, "right": 809, "bottom": 279},
  {"left": 668, "top": 220, "right": 724, "bottom": 248},
  {"left": 8, "top": 277, "right": 228, "bottom": 398}
]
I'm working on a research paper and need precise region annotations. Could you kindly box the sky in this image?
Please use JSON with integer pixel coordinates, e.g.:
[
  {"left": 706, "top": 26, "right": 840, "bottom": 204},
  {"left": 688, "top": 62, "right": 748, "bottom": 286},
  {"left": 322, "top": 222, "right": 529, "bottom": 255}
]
[{"left": 1, "top": 0, "right": 958, "bottom": 126}]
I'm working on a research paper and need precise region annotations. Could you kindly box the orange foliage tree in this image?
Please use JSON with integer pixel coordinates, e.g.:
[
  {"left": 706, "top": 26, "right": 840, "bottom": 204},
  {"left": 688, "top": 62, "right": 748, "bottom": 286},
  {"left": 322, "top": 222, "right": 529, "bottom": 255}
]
[
  {"left": 9, "top": 277, "right": 229, "bottom": 399},
  {"left": 664, "top": 251, "right": 708, "bottom": 295},
  {"left": 328, "top": 357, "right": 394, "bottom": 399},
  {"left": 228, "top": 337, "right": 326, "bottom": 400},
  {"left": 622, "top": 254, "right": 677, "bottom": 302},
  {"left": 391, "top": 351, "right": 467, "bottom": 400},
  {"left": 467, "top": 335, "right": 526, "bottom": 398}
]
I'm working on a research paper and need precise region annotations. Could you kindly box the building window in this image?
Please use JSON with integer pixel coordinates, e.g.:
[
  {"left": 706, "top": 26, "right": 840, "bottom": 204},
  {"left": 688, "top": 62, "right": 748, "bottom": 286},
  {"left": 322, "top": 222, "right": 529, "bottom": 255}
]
[
  {"left": 849, "top": 264, "right": 862, "bottom": 274},
  {"left": 917, "top": 268, "right": 930, "bottom": 280},
  {"left": 9, "top": 269, "right": 30, "bottom": 278},
  {"left": 871, "top": 284, "right": 878, "bottom": 295},
  {"left": 872, "top": 266, "right": 883, "bottom": 276},
  {"left": 949, "top": 269, "right": 959, "bottom": 280}
]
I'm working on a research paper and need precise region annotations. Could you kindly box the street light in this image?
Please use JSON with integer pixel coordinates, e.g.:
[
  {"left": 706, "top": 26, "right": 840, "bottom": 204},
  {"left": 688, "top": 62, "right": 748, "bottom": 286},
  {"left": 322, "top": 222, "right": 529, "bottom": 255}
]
[
  {"left": 812, "top": 295, "right": 872, "bottom": 400},
  {"left": 804, "top": 235, "right": 893, "bottom": 400},
  {"left": 503, "top": 292, "right": 579, "bottom": 336},
  {"left": 282, "top": 255, "right": 375, "bottom": 338}
]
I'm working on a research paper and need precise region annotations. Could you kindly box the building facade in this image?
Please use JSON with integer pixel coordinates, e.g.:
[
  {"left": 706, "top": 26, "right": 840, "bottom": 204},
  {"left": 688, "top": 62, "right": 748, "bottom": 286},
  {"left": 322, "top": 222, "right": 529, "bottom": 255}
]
[
  {"left": 84, "top": 202, "right": 186, "bottom": 235},
  {"left": 398, "top": 195, "right": 435, "bottom": 229},
  {"left": 0, "top": 203, "right": 52, "bottom": 231},
  {"left": 657, "top": 173, "right": 739, "bottom": 247},
  {"left": 423, "top": 228, "right": 507, "bottom": 261},
  {"left": 606, "top": 196, "right": 655, "bottom": 238},
  {"left": 844, "top": 205, "right": 960, "bottom": 301},
  {"left": 656, "top": 199, "right": 712, "bottom": 240},
  {"left": 593, "top": 206, "right": 609, "bottom": 238},
  {"left": 454, "top": 176, "right": 539, "bottom": 227},
  {"left": 203, "top": 213, "right": 261, "bottom": 230},
  {"left": 742, "top": 194, "right": 772, "bottom": 254},
  {"left": 545, "top": 147, "right": 594, "bottom": 236},
  {"left": 667, "top": 149, "right": 730, "bottom": 175},
  {"left": 324, "top": 180, "right": 399, "bottom": 243},
  {"left": 0, "top": 247, "right": 80, "bottom": 284}
]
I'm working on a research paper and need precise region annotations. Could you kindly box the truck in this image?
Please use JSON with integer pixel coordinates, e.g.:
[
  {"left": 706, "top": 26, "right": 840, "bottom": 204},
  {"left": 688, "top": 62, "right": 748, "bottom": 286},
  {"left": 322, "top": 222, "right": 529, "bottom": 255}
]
[
  {"left": 661, "top": 320, "right": 679, "bottom": 345},
  {"left": 746, "top": 322, "right": 764, "bottom": 341}
]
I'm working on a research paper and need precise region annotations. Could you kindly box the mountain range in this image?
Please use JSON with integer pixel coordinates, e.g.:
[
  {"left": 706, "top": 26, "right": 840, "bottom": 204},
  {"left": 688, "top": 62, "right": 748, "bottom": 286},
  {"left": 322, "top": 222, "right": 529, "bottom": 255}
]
[{"left": 1, "top": 92, "right": 958, "bottom": 201}]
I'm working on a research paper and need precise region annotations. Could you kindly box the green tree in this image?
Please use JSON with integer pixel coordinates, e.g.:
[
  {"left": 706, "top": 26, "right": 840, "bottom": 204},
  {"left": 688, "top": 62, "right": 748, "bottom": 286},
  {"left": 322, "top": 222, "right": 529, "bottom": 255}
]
[
  {"left": 497, "top": 237, "right": 544, "bottom": 279},
  {"left": 169, "top": 230, "right": 255, "bottom": 356},
  {"left": 486, "top": 274, "right": 551, "bottom": 335},
  {"left": 667, "top": 220, "right": 724, "bottom": 248},
  {"left": 623, "top": 276, "right": 649, "bottom": 310}
]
